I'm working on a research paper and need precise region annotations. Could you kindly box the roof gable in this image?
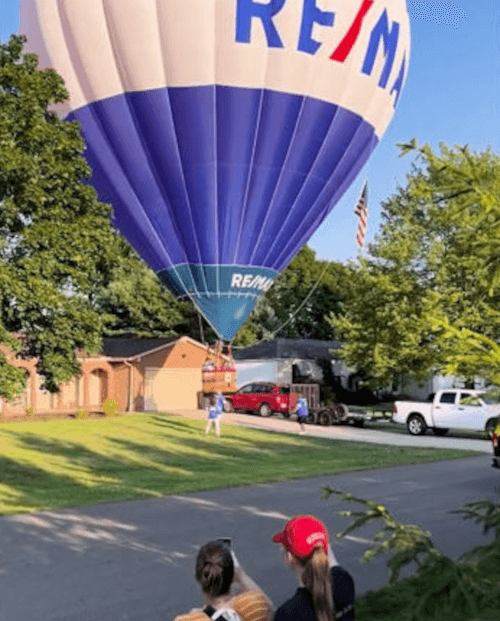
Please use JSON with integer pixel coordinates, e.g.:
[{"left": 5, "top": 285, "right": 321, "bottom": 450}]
[
  {"left": 102, "top": 337, "right": 178, "bottom": 358},
  {"left": 233, "top": 338, "right": 341, "bottom": 361},
  {"left": 101, "top": 335, "right": 232, "bottom": 361}
]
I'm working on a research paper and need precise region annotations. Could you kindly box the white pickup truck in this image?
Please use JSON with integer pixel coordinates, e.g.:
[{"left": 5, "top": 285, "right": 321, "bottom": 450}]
[{"left": 392, "top": 389, "right": 500, "bottom": 436}]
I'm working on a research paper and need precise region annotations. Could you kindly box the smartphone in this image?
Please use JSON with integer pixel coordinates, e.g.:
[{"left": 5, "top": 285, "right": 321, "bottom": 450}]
[{"left": 216, "top": 537, "right": 232, "bottom": 549}]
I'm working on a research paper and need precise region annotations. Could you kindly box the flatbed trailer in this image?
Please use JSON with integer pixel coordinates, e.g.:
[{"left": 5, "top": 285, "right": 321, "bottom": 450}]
[{"left": 309, "top": 403, "right": 366, "bottom": 427}]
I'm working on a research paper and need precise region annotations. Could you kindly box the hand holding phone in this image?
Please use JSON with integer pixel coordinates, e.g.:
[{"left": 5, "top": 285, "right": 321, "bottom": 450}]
[{"left": 216, "top": 537, "right": 232, "bottom": 549}]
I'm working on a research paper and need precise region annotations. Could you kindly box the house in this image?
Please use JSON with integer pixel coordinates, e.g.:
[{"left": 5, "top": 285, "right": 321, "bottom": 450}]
[
  {"left": 398, "top": 374, "right": 489, "bottom": 401},
  {"left": 0, "top": 336, "right": 230, "bottom": 418},
  {"left": 232, "top": 338, "right": 352, "bottom": 388},
  {"left": 0, "top": 340, "right": 116, "bottom": 418}
]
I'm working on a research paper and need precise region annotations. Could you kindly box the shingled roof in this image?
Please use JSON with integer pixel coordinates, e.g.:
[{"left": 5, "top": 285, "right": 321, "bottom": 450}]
[
  {"left": 102, "top": 337, "right": 178, "bottom": 359},
  {"left": 233, "top": 338, "right": 341, "bottom": 361}
]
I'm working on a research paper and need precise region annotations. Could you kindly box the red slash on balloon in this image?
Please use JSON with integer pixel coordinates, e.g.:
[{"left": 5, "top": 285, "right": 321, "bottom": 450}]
[{"left": 330, "top": 0, "right": 374, "bottom": 62}]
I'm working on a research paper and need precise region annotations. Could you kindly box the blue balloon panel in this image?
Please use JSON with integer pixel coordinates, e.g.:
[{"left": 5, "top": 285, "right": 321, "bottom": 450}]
[{"left": 68, "top": 86, "right": 378, "bottom": 339}]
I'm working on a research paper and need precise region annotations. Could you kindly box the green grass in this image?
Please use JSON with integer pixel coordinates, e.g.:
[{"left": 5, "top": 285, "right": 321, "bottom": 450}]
[{"left": 0, "top": 413, "right": 480, "bottom": 516}]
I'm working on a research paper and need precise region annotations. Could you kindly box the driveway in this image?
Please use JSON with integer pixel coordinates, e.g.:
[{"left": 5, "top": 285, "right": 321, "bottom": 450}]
[{"left": 166, "top": 409, "right": 492, "bottom": 454}]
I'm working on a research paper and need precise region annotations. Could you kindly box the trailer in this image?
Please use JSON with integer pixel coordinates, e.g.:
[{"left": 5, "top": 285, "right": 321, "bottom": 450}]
[
  {"left": 286, "top": 385, "right": 367, "bottom": 427},
  {"left": 311, "top": 403, "right": 366, "bottom": 427}
]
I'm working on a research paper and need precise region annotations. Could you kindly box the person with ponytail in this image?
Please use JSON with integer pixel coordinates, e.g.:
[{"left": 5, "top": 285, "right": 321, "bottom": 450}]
[
  {"left": 174, "top": 540, "right": 273, "bottom": 621},
  {"left": 272, "top": 516, "right": 355, "bottom": 621}
]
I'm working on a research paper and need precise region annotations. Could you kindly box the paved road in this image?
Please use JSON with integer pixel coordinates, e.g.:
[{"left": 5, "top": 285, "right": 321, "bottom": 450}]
[
  {"left": 1, "top": 453, "right": 498, "bottom": 621},
  {"left": 167, "top": 408, "right": 493, "bottom": 453}
]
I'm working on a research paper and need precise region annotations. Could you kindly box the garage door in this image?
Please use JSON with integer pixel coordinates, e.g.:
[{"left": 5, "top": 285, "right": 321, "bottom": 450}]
[{"left": 144, "top": 368, "right": 202, "bottom": 410}]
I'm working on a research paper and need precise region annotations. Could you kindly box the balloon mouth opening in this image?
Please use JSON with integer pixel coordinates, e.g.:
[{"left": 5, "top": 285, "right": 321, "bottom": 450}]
[{"left": 157, "top": 264, "right": 279, "bottom": 341}]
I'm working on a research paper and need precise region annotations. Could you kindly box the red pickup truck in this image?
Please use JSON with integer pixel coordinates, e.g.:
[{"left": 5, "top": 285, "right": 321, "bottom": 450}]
[{"left": 225, "top": 382, "right": 298, "bottom": 417}]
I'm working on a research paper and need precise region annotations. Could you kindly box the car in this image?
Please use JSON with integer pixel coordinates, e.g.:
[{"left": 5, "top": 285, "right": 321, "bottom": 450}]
[{"left": 224, "top": 382, "right": 298, "bottom": 417}]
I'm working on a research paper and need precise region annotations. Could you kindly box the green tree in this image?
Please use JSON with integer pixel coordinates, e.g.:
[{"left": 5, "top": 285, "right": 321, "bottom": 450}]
[
  {"left": 330, "top": 141, "right": 500, "bottom": 387},
  {"left": 0, "top": 35, "right": 128, "bottom": 396},
  {"left": 242, "top": 246, "right": 347, "bottom": 343},
  {"left": 92, "top": 242, "right": 185, "bottom": 338}
]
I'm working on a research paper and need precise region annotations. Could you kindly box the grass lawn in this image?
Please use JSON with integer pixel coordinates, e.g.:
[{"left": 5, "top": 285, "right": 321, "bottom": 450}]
[{"left": 0, "top": 413, "right": 480, "bottom": 516}]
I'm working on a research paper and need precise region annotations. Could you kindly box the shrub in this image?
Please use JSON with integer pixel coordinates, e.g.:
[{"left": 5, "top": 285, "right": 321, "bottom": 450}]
[
  {"left": 102, "top": 398, "right": 119, "bottom": 417},
  {"left": 74, "top": 408, "right": 88, "bottom": 419},
  {"left": 26, "top": 405, "right": 35, "bottom": 417},
  {"left": 322, "top": 488, "right": 500, "bottom": 620}
]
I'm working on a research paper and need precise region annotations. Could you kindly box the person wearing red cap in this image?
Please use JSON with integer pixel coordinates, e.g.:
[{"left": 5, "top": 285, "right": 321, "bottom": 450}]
[{"left": 272, "top": 516, "right": 355, "bottom": 621}]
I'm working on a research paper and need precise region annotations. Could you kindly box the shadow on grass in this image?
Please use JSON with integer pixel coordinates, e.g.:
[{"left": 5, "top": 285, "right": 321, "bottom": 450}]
[
  {"left": 1, "top": 424, "right": 301, "bottom": 514},
  {"left": 149, "top": 416, "right": 203, "bottom": 435},
  {"left": 107, "top": 432, "right": 313, "bottom": 469},
  {"left": 2, "top": 430, "right": 124, "bottom": 471},
  {"left": 0, "top": 417, "right": 476, "bottom": 516},
  {"left": 0, "top": 431, "right": 177, "bottom": 514},
  {"left": 148, "top": 414, "right": 321, "bottom": 449},
  {"left": 0, "top": 454, "right": 111, "bottom": 514}
]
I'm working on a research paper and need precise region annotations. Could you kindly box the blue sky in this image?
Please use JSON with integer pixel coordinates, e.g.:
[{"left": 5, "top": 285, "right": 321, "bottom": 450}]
[{"left": 1, "top": 1, "right": 499, "bottom": 263}]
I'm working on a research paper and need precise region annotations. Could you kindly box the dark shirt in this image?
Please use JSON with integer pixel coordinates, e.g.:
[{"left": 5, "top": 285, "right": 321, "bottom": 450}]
[{"left": 274, "top": 566, "right": 355, "bottom": 621}]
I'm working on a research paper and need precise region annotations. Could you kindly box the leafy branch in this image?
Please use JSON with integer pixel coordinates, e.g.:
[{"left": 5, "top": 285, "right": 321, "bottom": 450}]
[
  {"left": 322, "top": 488, "right": 500, "bottom": 620},
  {"left": 321, "top": 487, "right": 441, "bottom": 582}
]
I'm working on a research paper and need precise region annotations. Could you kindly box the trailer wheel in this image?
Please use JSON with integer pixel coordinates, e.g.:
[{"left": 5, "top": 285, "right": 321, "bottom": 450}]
[
  {"left": 335, "top": 403, "right": 349, "bottom": 422},
  {"left": 407, "top": 414, "right": 427, "bottom": 435},
  {"left": 318, "top": 409, "right": 332, "bottom": 426},
  {"left": 352, "top": 419, "right": 365, "bottom": 428}
]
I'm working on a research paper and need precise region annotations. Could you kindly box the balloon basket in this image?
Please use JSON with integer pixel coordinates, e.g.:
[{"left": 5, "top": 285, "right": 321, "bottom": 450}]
[{"left": 201, "top": 341, "right": 237, "bottom": 396}]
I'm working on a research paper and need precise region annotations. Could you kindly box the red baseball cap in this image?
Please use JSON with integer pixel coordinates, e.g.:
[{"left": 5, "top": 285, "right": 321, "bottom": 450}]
[{"left": 272, "top": 516, "right": 329, "bottom": 559}]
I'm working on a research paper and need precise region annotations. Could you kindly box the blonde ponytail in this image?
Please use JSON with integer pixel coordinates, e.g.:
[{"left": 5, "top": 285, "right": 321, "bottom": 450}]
[{"left": 299, "top": 546, "right": 334, "bottom": 621}]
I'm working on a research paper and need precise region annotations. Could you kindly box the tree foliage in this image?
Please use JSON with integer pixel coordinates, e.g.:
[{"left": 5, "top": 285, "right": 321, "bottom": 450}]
[
  {"left": 238, "top": 246, "right": 347, "bottom": 345},
  {"left": 323, "top": 486, "right": 500, "bottom": 621},
  {"left": 330, "top": 141, "right": 500, "bottom": 387},
  {"left": 92, "top": 241, "right": 184, "bottom": 339},
  {"left": 0, "top": 36, "right": 128, "bottom": 396}
]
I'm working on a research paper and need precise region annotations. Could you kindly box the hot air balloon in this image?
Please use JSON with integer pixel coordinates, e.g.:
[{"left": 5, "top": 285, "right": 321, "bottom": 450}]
[{"left": 19, "top": 0, "right": 410, "bottom": 341}]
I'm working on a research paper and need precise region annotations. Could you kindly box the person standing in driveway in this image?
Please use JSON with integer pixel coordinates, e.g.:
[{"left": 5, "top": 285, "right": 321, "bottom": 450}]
[{"left": 296, "top": 398, "right": 309, "bottom": 434}]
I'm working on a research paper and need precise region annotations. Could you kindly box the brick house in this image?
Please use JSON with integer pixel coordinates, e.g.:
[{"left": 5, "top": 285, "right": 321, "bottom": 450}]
[{"left": 0, "top": 336, "right": 227, "bottom": 418}]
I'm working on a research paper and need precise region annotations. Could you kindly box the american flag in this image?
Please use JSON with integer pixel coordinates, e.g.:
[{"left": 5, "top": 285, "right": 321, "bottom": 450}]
[{"left": 354, "top": 183, "right": 368, "bottom": 249}]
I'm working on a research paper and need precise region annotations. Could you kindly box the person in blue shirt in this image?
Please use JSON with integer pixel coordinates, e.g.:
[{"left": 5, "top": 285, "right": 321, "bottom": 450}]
[
  {"left": 216, "top": 392, "right": 226, "bottom": 416},
  {"left": 205, "top": 394, "right": 222, "bottom": 437},
  {"left": 296, "top": 397, "right": 308, "bottom": 435}
]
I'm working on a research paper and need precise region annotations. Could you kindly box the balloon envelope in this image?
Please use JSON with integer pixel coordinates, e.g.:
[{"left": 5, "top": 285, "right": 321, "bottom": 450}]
[{"left": 20, "top": 0, "right": 410, "bottom": 340}]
